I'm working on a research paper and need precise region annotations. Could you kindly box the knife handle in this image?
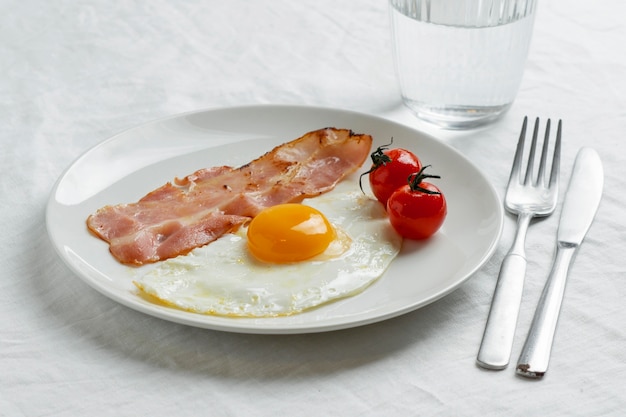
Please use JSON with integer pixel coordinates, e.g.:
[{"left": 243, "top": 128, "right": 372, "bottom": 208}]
[
  {"left": 516, "top": 243, "right": 577, "bottom": 378},
  {"left": 477, "top": 253, "right": 527, "bottom": 369}
]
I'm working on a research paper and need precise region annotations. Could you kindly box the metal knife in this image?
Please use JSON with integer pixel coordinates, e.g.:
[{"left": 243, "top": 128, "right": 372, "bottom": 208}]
[{"left": 516, "top": 147, "right": 603, "bottom": 378}]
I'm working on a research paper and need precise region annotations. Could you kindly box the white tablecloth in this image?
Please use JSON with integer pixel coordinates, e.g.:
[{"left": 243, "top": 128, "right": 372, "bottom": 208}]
[{"left": 2, "top": 1, "right": 625, "bottom": 415}]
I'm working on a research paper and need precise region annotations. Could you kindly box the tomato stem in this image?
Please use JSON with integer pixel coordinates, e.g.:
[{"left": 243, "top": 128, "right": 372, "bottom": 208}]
[
  {"left": 408, "top": 165, "right": 441, "bottom": 195},
  {"left": 358, "top": 138, "right": 394, "bottom": 193}
]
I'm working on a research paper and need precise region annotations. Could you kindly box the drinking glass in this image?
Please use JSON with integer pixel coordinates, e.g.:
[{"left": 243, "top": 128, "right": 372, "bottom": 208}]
[{"left": 389, "top": 0, "right": 537, "bottom": 129}]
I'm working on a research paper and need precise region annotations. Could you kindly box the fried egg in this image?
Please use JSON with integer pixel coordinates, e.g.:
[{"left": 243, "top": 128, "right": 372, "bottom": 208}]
[{"left": 134, "top": 180, "right": 402, "bottom": 317}]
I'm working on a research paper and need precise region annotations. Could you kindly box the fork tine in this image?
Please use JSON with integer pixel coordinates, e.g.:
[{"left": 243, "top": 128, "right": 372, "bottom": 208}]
[
  {"left": 549, "top": 120, "right": 562, "bottom": 188},
  {"left": 509, "top": 116, "right": 528, "bottom": 185},
  {"left": 524, "top": 117, "right": 540, "bottom": 185},
  {"left": 537, "top": 119, "right": 551, "bottom": 186}
]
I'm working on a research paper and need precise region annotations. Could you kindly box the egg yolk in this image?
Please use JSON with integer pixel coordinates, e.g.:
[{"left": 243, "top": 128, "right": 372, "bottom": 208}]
[{"left": 247, "top": 204, "right": 336, "bottom": 263}]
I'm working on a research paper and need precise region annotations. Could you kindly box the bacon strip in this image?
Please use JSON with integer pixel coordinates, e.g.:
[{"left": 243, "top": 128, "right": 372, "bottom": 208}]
[{"left": 87, "top": 128, "right": 372, "bottom": 265}]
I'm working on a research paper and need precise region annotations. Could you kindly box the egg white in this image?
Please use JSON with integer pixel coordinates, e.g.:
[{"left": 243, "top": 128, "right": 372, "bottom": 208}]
[{"left": 134, "top": 180, "right": 403, "bottom": 317}]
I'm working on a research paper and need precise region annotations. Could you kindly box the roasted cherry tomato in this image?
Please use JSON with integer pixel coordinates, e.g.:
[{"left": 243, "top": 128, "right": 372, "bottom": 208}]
[
  {"left": 359, "top": 139, "right": 422, "bottom": 207},
  {"left": 386, "top": 166, "right": 447, "bottom": 240}
]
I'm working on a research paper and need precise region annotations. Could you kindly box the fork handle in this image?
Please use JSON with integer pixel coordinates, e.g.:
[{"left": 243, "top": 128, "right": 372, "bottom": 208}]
[
  {"left": 476, "top": 252, "right": 527, "bottom": 369},
  {"left": 477, "top": 212, "right": 532, "bottom": 369}
]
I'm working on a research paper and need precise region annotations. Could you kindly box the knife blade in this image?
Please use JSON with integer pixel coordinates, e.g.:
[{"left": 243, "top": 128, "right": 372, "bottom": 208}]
[{"left": 516, "top": 147, "right": 603, "bottom": 378}]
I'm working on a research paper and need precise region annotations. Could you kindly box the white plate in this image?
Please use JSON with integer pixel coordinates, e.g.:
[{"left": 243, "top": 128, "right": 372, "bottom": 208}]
[{"left": 46, "top": 105, "right": 503, "bottom": 334}]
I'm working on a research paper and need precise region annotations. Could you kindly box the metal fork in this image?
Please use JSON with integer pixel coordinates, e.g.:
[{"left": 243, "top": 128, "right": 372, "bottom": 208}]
[{"left": 477, "top": 117, "right": 561, "bottom": 370}]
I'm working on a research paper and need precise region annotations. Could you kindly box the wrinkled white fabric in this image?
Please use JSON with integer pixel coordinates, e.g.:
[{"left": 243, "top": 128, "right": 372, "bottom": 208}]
[{"left": 2, "top": 0, "right": 625, "bottom": 416}]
